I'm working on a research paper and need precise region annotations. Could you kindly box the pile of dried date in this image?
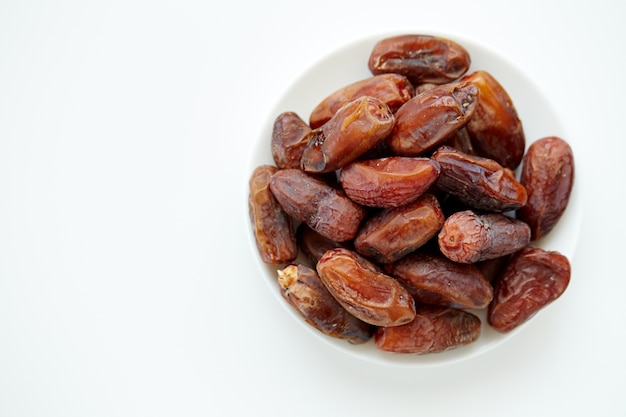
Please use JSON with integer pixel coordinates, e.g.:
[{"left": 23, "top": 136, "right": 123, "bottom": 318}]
[{"left": 248, "top": 34, "right": 574, "bottom": 355}]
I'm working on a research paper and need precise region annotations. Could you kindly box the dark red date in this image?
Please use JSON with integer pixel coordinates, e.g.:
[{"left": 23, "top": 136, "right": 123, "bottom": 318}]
[
  {"left": 309, "top": 74, "right": 414, "bottom": 129},
  {"left": 300, "top": 96, "right": 395, "bottom": 173},
  {"left": 269, "top": 169, "right": 367, "bottom": 242},
  {"left": 354, "top": 193, "right": 444, "bottom": 264},
  {"left": 461, "top": 70, "right": 525, "bottom": 169},
  {"left": 316, "top": 248, "right": 416, "bottom": 327},
  {"left": 368, "top": 34, "right": 471, "bottom": 84},
  {"left": 278, "top": 263, "right": 374, "bottom": 344},
  {"left": 517, "top": 136, "right": 575, "bottom": 240},
  {"left": 386, "top": 82, "right": 479, "bottom": 156},
  {"left": 432, "top": 146, "right": 527, "bottom": 212},
  {"left": 375, "top": 305, "right": 481, "bottom": 354},
  {"left": 488, "top": 247, "right": 571, "bottom": 333},
  {"left": 438, "top": 210, "right": 531, "bottom": 264},
  {"left": 339, "top": 157, "right": 440, "bottom": 208},
  {"left": 391, "top": 252, "right": 493, "bottom": 309},
  {"left": 271, "top": 111, "right": 312, "bottom": 169},
  {"left": 248, "top": 165, "right": 298, "bottom": 264}
]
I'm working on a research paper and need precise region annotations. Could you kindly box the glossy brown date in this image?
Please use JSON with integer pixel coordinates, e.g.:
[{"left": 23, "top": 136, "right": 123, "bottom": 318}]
[
  {"left": 375, "top": 305, "right": 481, "bottom": 354},
  {"left": 488, "top": 247, "right": 571, "bottom": 333},
  {"left": 386, "top": 81, "right": 478, "bottom": 156},
  {"left": 300, "top": 96, "right": 395, "bottom": 173},
  {"left": 248, "top": 165, "right": 298, "bottom": 264},
  {"left": 461, "top": 70, "right": 525, "bottom": 169},
  {"left": 309, "top": 74, "right": 414, "bottom": 129},
  {"left": 368, "top": 34, "right": 471, "bottom": 84},
  {"left": 339, "top": 157, "right": 440, "bottom": 208},
  {"left": 278, "top": 263, "right": 374, "bottom": 344},
  {"left": 517, "top": 136, "right": 575, "bottom": 240},
  {"left": 354, "top": 193, "right": 444, "bottom": 264},
  {"left": 269, "top": 169, "right": 367, "bottom": 242},
  {"left": 438, "top": 210, "right": 531, "bottom": 264},
  {"left": 432, "top": 146, "right": 527, "bottom": 212},
  {"left": 391, "top": 252, "right": 494, "bottom": 310},
  {"left": 316, "top": 248, "right": 416, "bottom": 327},
  {"left": 271, "top": 111, "right": 312, "bottom": 169}
]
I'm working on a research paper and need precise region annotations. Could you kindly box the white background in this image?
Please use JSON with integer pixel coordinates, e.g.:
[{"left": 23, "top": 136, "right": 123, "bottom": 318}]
[{"left": 1, "top": 0, "right": 624, "bottom": 416}]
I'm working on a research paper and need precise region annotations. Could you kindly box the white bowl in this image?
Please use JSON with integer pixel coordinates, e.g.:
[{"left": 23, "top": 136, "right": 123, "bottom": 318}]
[{"left": 245, "top": 31, "right": 582, "bottom": 367}]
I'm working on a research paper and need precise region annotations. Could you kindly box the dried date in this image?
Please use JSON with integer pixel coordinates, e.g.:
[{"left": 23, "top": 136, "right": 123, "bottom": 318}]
[
  {"left": 432, "top": 145, "right": 527, "bottom": 212},
  {"left": 271, "top": 111, "right": 312, "bottom": 169},
  {"left": 368, "top": 34, "right": 471, "bottom": 84},
  {"left": 309, "top": 74, "right": 414, "bottom": 129},
  {"left": 517, "top": 136, "right": 575, "bottom": 240},
  {"left": 438, "top": 210, "right": 531, "bottom": 263},
  {"left": 316, "top": 248, "right": 416, "bottom": 327},
  {"left": 386, "top": 81, "right": 479, "bottom": 156},
  {"left": 354, "top": 193, "right": 444, "bottom": 264},
  {"left": 391, "top": 252, "right": 494, "bottom": 309},
  {"left": 488, "top": 247, "right": 571, "bottom": 332},
  {"left": 375, "top": 305, "right": 481, "bottom": 354},
  {"left": 339, "top": 157, "right": 440, "bottom": 208},
  {"left": 300, "top": 96, "right": 395, "bottom": 173},
  {"left": 278, "top": 263, "right": 374, "bottom": 344},
  {"left": 269, "top": 169, "right": 367, "bottom": 242},
  {"left": 248, "top": 165, "right": 298, "bottom": 264},
  {"left": 461, "top": 70, "right": 525, "bottom": 169}
]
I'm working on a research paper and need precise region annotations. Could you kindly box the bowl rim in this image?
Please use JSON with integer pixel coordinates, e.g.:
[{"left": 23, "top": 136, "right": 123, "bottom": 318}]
[{"left": 244, "top": 29, "right": 582, "bottom": 368}]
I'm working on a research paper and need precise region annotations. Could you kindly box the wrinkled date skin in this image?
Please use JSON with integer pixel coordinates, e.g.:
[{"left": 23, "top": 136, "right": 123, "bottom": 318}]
[
  {"left": 375, "top": 305, "right": 481, "bottom": 354},
  {"left": 309, "top": 74, "right": 414, "bottom": 129},
  {"left": 339, "top": 157, "right": 440, "bottom": 208},
  {"left": 248, "top": 165, "right": 298, "bottom": 264},
  {"left": 278, "top": 263, "right": 374, "bottom": 344},
  {"left": 296, "top": 223, "right": 351, "bottom": 266},
  {"left": 386, "top": 82, "right": 479, "bottom": 156},
  {"left": 461, "top": 70, "right": 525, "bottom": 169},
  {"left": 354, "top": 193, "right": 444, "bottom": 264},
  {"left": 269, "top": 169, "right": 367, "bottom": 242},
  {"left": 432, "top": 146, "right": 527, "bottom": 211},
  {"left": 368, "top": 34, "right": 471, "bottom": 84},
  {"left": 518, "top": 136, "right": 575, "bottom": 240},
  {"left": 488, "top": 247, "right": 571, "bottom": 333},
  {"left": 271, "top": 111, "right": 312, "bottom": 169},
  {"left": 391, "top": 252, "right": 494, "bottom": 310},
  {"left": 438, "top": 210, "right": 531, "bottom": 264},
  {"left": 300, "top": 96, "right": 395, "bottom": 173},
  {"left": 316, "top": 248, "right": 416, "bottom": 327}
]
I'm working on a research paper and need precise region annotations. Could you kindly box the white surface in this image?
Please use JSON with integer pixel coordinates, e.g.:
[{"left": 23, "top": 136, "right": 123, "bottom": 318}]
[{"left": 0, "top": 1, "right": 624, "bottom": 416}]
